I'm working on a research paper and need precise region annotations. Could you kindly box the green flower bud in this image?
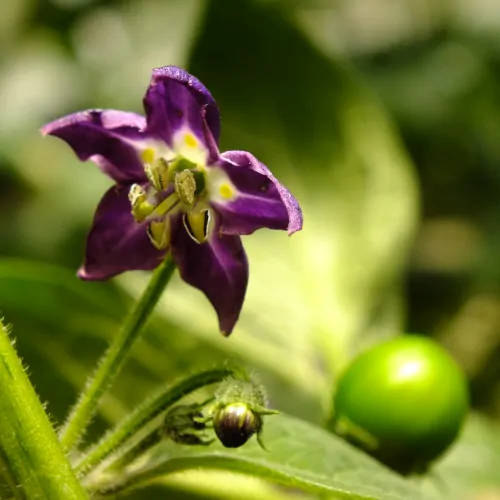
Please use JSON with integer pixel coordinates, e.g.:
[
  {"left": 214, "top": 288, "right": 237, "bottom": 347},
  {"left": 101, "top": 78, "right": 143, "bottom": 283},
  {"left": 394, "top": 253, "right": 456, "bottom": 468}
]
[
  {"left": 213, "top": 402, "right": 262, "bottom": 448},
  {"left": 163, "top": 403, "right": 213, "bottom": 446},
  {"left": 332, "top": 335, "right": 469, "bottom": 473}
]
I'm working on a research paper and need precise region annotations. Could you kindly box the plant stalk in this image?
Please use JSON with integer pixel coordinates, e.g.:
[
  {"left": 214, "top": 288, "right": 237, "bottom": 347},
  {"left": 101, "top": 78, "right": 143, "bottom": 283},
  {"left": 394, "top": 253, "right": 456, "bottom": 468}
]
[
  {"left": 76, "top": 368, "right": 233, "bottom": 476},
  {"left": 59, "top": 256, "right": 176, "bottom": 451},
  {"left": 0, "top": 319, "right": 87, "bottom": 499}
]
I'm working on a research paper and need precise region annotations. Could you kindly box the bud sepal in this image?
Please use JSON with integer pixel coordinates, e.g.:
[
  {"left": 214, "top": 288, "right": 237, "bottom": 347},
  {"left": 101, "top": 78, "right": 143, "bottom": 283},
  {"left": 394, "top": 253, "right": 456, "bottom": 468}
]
[{"left": 162, "top": 401, "right": 215, "bottom": 446}]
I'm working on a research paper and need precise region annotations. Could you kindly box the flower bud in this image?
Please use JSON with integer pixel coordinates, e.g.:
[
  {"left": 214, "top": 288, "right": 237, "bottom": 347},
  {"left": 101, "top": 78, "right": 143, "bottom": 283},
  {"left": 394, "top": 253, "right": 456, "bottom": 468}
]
[
  {"left": 163, "top": 403, "right": 213, "bottom": 446},
  {"left": 213, "top": 402, "right": 262, "bottom": 448}
]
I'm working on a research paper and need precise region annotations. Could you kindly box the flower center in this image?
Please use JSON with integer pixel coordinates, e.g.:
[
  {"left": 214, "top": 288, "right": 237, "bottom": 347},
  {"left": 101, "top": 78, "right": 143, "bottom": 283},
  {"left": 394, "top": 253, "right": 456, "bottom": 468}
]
[{"left": 129, "top": 147, "right": 211, "bottom": 249}]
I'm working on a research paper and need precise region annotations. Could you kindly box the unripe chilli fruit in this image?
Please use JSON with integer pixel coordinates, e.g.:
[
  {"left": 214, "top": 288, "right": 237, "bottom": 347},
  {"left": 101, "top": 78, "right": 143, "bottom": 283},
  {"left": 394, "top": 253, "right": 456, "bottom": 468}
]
[
  {"left": 213, "top": 402, "right": 262, "bottom": 448},
  {"left": 332, "top": 335, "right": 469, "bottom": 473}
]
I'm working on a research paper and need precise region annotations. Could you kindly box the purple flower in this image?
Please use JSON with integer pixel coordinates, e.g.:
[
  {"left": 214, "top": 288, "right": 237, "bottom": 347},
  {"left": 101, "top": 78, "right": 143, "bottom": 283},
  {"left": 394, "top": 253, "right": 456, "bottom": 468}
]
[{"left": 41, "top": 66, "right": 302, "bottom": 335}]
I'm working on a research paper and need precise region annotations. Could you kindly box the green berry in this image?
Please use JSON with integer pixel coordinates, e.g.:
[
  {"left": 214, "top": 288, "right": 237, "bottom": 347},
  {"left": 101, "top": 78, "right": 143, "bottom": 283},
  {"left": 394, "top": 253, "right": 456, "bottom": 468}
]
[{"left": 333, "top": 335, "right": 469, "bottom": 472}]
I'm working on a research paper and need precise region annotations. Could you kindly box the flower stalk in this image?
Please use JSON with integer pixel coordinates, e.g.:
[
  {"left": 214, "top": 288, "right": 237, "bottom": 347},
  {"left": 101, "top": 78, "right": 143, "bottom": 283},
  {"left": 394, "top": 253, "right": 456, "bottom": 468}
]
[
  {"left": 0, "top": 318, "right": 87, "bottom": 499},
  {"left": 75, "top": 368, "right": 234, "bottom": 476},
  {"left": 59, "top": 256, "right": 176, "bottom": 451}
]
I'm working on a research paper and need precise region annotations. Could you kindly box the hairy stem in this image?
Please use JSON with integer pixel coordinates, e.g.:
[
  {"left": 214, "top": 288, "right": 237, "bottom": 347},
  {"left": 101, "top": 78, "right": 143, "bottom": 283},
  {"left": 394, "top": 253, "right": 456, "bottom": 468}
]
[
  {"left": 76, "top": 368, "right": 233, "bottom": 476},
  {"left": 59, "top": 256, "right": 176, "bottom": 451},
  {"left": 0, "top": 319, "right": 87, "bottom": 499}
]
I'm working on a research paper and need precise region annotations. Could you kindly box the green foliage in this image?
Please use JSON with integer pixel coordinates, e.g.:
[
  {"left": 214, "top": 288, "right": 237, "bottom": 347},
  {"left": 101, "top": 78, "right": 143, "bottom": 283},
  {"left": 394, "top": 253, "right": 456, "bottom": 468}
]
[
  {"left": 86, "top": 413, "right": 424, "bottom": 499},
  {"left": 0, "top": 319, "right": 87, "bottom": 499},
  {"left": 427, "top": 414, "right": 500, "bottom": 499},
  {"left": 0, "top": 260, "right": 499, "bottom": 498}
]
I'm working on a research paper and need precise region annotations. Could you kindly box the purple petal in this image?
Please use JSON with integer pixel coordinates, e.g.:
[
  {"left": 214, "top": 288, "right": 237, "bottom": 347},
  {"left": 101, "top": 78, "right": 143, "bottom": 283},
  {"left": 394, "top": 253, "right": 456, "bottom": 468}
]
[
  {"left": 41, "top": 109, "right": 147, "bottom": 184},
  {"left": 143, "top": 66, "right": 220, "bottom": 147},
  {"left": 170, "top": 214, "right": 248, "bottom": 335},
  {"left": 201, "top": 105, "right": 220, "bottom": 164},
  {"left": 214, "top": 150, "right": 303, "bottom": 235},
  {"left": 78, "top": 185, "right": 165, "bottom": 280}
]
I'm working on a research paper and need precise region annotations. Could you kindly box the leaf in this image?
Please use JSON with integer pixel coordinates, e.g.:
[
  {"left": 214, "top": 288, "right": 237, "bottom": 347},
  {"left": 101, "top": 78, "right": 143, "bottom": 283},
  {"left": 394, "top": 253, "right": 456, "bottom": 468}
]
[
  {"left": 0, "top": 258, "right": 131, "bottom": 434},
  {"left": 89, "top": 414, "right": 426, "bottom": 500},
  {"left": 422, "top": 414, "right": 500, "bottom": 499},
  {"left": 118, "top": 469, "right": 305, "bottom": 500}
]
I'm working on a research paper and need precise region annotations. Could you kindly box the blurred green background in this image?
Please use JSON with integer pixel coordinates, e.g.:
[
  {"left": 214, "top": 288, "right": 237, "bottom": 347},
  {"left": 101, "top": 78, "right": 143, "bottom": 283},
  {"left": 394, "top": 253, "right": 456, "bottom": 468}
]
[{"left": 0, "top": 0, "right": 499, "bottom": 498}]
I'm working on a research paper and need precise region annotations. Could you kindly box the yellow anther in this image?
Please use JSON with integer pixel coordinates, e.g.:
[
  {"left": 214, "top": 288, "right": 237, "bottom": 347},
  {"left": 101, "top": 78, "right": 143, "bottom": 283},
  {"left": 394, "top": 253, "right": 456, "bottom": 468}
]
[
  {"left": 145, "top": 158, "right": 169, "bottom": 191},
  {"left": 184, "top": 132, "right": 198, "bottom": 148},
  {"left": 219, "top": 183, "right": 234, "bottom": 200},
  {"left": 147, "top": 218, "right": 171, "bottom": 250},
  {"left": 141, "top": 148, "right": 155, "bottom": 164},
  {"left": 129, "top": 183, "right": 146, "bottom": 204},
  {"left": 128, "top": 184, "right": 153, "bottom": 222},
  {"left": 174, "top": 169, "right": 197, "bottom": 207},
  {"left": 184, "top": 209, "right": 212, "bottom": 244}
]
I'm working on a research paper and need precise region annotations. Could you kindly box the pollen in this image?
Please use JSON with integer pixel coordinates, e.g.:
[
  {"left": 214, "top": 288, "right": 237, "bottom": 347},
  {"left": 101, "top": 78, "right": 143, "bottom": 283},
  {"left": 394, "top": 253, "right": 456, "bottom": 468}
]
[
  {"left": 141, "top": 148, "right": 155, "bottom": 164},
  {"left": 219, "top": 183, "right": 234, "bottom": 200},
  {"left": 174, "top": 169, "right": 197, "bottom": 207},
  {"left": 184, "top": 133, "right": 198, "bottom": 148},
  {"left": 129, "top": 184, "right": 153, "bottom": 222}
]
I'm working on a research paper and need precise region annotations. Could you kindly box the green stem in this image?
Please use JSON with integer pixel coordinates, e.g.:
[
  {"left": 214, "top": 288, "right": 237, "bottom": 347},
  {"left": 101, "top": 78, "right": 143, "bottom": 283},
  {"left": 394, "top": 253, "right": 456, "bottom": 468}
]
[
  {"left": 76, "top": 368, "right": 233, "bottom": 476},
  {"left": 0, "top": 319, "right": 87, "bottom": 499},
  {"left": 59, "top": 256, "right": 176, "bottom": 451},
  {"left": 0, "top": 444, "right": 25, "bottom": 499}
]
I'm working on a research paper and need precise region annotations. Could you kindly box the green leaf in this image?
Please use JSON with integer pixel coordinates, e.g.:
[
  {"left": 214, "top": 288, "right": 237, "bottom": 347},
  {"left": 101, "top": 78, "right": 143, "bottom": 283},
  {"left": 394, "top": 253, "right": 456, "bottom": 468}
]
[
  {"left": 0, "top": 258, "right": 130, "bottom": 429},
  {"left": 423, "top": 414, "right": 500, "bottom": 498},
  {"left": 0, "top": 319, "right": 87, "bottom": 499},
  {"left": 88, "top": 414, "right": 425, "bottom": 500},
  {"left": 118, "top": 470, "right": 300, "bottom": 500}
]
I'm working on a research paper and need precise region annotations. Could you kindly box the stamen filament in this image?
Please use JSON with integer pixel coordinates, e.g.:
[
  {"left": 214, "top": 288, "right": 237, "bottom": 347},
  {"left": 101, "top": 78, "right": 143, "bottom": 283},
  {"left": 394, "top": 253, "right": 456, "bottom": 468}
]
[{"left": 152, "top": 192, "right": 180, "bottom": 217}]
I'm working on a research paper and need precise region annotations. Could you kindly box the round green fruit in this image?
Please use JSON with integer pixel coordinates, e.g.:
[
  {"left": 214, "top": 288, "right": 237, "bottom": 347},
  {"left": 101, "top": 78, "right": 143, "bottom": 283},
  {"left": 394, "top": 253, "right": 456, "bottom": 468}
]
[{"left": 332, "top": 335, "right": 468, "bottom": 472}]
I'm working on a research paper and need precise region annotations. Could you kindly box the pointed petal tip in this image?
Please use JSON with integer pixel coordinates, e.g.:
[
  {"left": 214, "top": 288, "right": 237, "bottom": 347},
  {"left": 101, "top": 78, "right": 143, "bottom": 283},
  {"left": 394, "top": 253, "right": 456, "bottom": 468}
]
[
  {"left": 287, "top": 207, "right": 303, "bottom": 236},
  {"left": 40, "top": 119, "right": 66, "bottom": 136},
  {"left": 170, "top": 216, "right": 247, "bottom": 337},
  {"left": 39, "top": 124, "right": 50, "bottom": 136},
  {"left": 219, "top": 318, "right": 238, "bottom": 336},
  {"left": 145, "top": 66, "right": 220, "bottom": 145},
  {"left": 77, "top": 266, "right": 92, "bottom": 281},
  {"left": 218, "top": 307, "right": 242, "bottom": 336},
  {"left": 151, "top": 64, "right": 182, "bottom": 78},
  {"left": 77, "top": 265, "right": 110, "bottom": 281},
  {"left": 40, "top": 110, "right": 94, "bottom": 137},
  {"left": 40, "top": 110, "right": 148, "bottom": 184},
  {"left": 217, "top": 150, "right": 303, "bottom": 236}
]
